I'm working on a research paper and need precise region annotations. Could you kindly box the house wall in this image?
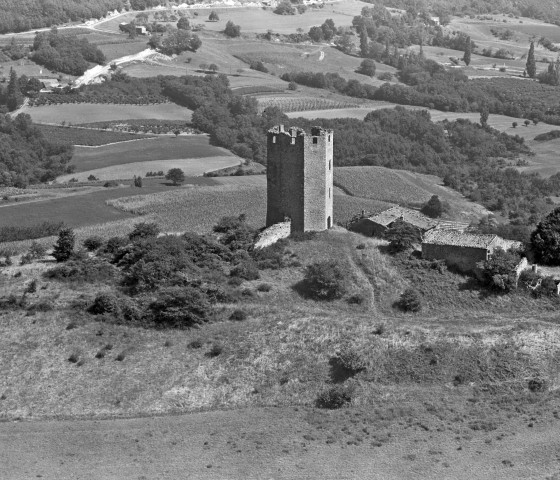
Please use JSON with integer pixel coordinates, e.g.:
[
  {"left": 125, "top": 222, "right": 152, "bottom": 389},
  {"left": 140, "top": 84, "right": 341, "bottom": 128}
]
[
  {"left": 349, "top": 219, "right": 386, "bottom": 237},
  {"left": 422, "top": 243, "right": 489, "bottom": 271}
]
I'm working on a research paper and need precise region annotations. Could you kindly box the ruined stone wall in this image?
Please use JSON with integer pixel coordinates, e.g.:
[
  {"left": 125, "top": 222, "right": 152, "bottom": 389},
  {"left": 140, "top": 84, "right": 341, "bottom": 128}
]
[
  {"left": 422, "top": 243, "right": 489, "bottom": 272},
  {"left": 266, "top": 125, "right": 333, "bottom": 232}
]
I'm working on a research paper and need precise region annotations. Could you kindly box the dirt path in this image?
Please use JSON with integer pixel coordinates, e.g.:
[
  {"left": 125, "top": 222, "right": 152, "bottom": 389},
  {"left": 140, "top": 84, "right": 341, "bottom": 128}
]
[{"left": 2, "top": 407, "right": 560, "bottom": 479}]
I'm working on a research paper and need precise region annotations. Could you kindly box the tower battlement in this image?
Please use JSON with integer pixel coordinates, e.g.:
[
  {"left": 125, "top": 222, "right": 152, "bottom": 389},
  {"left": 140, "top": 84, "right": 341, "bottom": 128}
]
[{"left": 266, "top": 125, "right": 334, "bottom": 232}]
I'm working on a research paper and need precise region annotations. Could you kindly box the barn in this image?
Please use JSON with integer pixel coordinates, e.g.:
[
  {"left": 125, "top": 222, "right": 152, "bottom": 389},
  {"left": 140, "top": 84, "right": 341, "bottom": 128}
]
[
  {"left": 422, "top": 229, "right": 523, "bottom": 272},
  {"left": 349, "top": 206, "right": 468, "bottom": 237}
]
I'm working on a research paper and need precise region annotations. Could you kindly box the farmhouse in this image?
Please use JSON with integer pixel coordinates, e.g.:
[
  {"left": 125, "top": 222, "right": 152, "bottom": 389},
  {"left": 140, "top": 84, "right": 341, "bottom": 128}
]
[
  {"left": 135, "top": 25, "right": 147, "bottom": 35},
  {"left": 39, "top": 78, "right": 61, "bottom": 93},
  {"left": 422, "top": 229, "right": 523, "bottom": 272},
  {"left": 349, "top": 206, "right": 468, "bottom": 237}
]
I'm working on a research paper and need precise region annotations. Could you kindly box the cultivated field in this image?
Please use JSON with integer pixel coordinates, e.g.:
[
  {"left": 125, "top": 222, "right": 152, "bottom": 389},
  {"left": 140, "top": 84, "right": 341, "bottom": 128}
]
[
  {"left": 67, "top": 135, "right": 230, "bottom": 173},
  {"left": 335, "top": 166, "right": 490, "bottom": 221},
  {"left": 58, "top": 156, "right": 241, "bottom": 182},
  {"left": 16, "top": 103, "right": 192, "bottom": 125}
]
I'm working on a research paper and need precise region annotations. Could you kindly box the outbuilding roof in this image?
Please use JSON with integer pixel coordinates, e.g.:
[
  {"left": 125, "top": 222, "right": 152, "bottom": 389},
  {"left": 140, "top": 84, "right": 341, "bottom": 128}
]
[
  {"left": 423, "top": 229, "right": 498, "bottom": 249},
  {"left": 367, "top": 206, "right": 437, "bottom": 230}
]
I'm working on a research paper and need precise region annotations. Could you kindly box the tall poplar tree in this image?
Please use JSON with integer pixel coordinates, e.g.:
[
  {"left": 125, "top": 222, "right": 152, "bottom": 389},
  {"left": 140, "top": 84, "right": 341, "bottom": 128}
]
[
  {"left": 360, "top": 29, "right": 369, "bottom": 57},
  {"left": 463, "top": 36, "right": 472, "bottom": 66},
  {"left": 526, "top": 41, "right": 536, "bottom": 78}
]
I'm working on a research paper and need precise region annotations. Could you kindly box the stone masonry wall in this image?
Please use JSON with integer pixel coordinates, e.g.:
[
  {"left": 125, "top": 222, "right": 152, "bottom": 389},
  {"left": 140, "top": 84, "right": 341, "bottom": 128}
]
[
  {"left": 422, "top": 243, "right": 489, "bottom": 272},
  {"left": 266, "top": 125, "right": 333, "bottom": 232}
]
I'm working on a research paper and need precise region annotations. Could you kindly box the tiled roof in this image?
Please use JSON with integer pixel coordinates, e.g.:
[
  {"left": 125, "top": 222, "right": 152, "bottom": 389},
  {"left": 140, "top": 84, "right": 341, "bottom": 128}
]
[
  {"left": 366, "top": 206, "right": 470, "bottom": 231},
  {"left": 423, "top": 229, "right": 497, "bottom": 249},
  {"left": 367, "top": 206, "right": 437, "bottom": 230}
]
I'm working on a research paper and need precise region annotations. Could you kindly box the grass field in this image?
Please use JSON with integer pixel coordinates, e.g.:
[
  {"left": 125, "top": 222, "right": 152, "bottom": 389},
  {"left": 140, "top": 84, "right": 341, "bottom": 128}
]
[
  {"left": 58, "top": 156, "right": 241, "bottom": 182},
  {"left": 36, "top": 125, "right": 155, "bottom": 146},
  {"left": 335, "top": 166, "right": 489, "bottom": 221},
  {"left": 16, "top": 103, "right": 192, "bottom": 125},
  {"left": 193, "top": 1, "right": 365, "bottom": 35},
  {"left": 222, "top": 38, "right": 397, "bottom": 85},
  {"left": 67, "top": 135, "right": 234, "bottom": 173}
]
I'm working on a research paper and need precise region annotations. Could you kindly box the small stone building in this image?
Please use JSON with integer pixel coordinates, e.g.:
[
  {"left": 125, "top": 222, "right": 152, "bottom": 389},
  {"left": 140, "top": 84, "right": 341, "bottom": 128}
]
[
  {"left": 266, "top": 125, "right": 333, "bottom": 233},
  {"left": 422, "top": 229, "right": 523, "bottom": 272},
  {"left": 349, "top": 206, "right": 468, "bottom": 237}
]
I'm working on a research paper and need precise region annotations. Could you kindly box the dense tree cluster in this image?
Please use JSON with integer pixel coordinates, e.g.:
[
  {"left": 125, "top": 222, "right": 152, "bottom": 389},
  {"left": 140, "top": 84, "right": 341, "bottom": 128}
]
[
  {"left": 162, "top": 74, "right": 288, "bottom": 163},
  {"left": 280, "top": 71, "right": 378, "bottom": 100},
  {"left": 0, "top": 113, "right": 74, "bottom": 186},
  {"left": 148, "top": 27, "right": 201, "bottom": 55},
  {"left": 0, "top": 0, "right": 128, "bottom": 33},
  {"left": 32, "top": 28, "right": 106, "bottom": 76},
  {"left": 366, "top": 0, "right": 560, "bottom": 26}
]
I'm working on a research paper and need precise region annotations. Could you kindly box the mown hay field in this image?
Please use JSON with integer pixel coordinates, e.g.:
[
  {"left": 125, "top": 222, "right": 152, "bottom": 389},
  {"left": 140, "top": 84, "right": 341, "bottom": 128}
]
[
  {"left": 17, "top": 103, "right": 192, "bottom": 125},
  {"left": 58, "top": 156, "right": 241, "bottom": 182},
  {"left": 68, "top": 136, "right": 231, "bottom": 172}
]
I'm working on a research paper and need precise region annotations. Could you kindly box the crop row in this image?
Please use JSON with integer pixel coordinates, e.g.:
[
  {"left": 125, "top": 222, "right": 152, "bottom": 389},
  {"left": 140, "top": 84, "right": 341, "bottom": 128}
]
[
  {"left": 256, "top": 96, "right": 360, "bottom": 113},
  {"left": 29, "top": 94, "right": 169, "bottom": 107}
]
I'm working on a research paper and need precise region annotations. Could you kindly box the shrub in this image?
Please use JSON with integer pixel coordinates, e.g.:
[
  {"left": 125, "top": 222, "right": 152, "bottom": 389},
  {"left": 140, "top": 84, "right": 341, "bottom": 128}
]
[
  {"left": 103, "top": 236, "right": 128, "bottom": 255},
  {"left": 52, "top": 228, "right": 75, "bottom": 262},
  {"left": 44, "top": 258, "right": 116, "bottom": 283},
  {"left": 189, "top": 339, "right": 203, "bottom": 349},
  {"left": 385, "top": 220, "right": 422, "bottom": 253},
  {"left": 396, "top": 288, "right": 422, "bottom": 312},
  {"left": 0, "top": 294, "right": 20, "bottom": 310},
  {"left": 420, "top": 195, "right": 444, "bottom": 218},
  {"left": 337, "top": 347, "right": 366, "bottom": 374},
  {"left": 478, "top": 248, "right": 522, "bottom": 292},
  {"left": 28, "top": 241, "right": 47, "bottom": 259},
  {"left": 104, "top": 180, "right": 119, "bottom": 187},
  {"left": 257, "top": 283, "right": 271, "bottom": 292},
  {"left": 300, "top": 260, "right": 348, "bottom": 300},
  {"left": 149, "top": 286, "right": 212, "bottom": 328},
  {"left": 26, "top": 279, "right": 38, "bottom": 294},
  {"left": 230, "top": 260, "right": 260, "bottom": 280},
  {"left": 206, "top": 343, "right": 224, "bottom": 357},
  {"left": 347, "top": 293, "right": 365, "bottom": 304},
  {"left": 83, "top": 236, "right": 104, "bottom": 251},
  {"left": 252, "top": 241, "right": 287, "bottom": 269},
  {"left": 316, "top": 385, "right": 352, "bottom": 409},
  {"left": 128, "top": 222, "right": 160, "bottom": 242},
  {"left": 229, "top": 309, "right": 247, "bottom": 321},
  {"left": 68, "top": 352, "right": 80, "bottom": 364},
  {"left": 27, "top": 300, "right": 53, "bottom": 313},
  {"left": 377, "top": 72, "right": 393, "bottom": 81},
  {"left": 88, "top": 292, "right": 121, "bottom": 316}
]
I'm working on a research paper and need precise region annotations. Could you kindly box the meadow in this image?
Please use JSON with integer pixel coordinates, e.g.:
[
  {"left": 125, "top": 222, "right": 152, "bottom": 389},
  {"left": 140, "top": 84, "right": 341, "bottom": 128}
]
[
  {"left": 17, "top": 103, "right": 192, "bottom": 125},
  {"left": 58, "top": 156, "right": 241, "bottom": 182},
  {"left": 36, "top": 125, "right": 155, "bottom": 146},
  {"left": 67, "top": 135, "right": 229, "bottom": 172}
]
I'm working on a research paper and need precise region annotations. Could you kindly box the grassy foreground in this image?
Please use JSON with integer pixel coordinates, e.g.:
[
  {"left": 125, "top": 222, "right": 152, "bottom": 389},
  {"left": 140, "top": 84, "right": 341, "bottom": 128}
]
[{"left": 1, "top": 229, "right": 560, "bottom": 427}]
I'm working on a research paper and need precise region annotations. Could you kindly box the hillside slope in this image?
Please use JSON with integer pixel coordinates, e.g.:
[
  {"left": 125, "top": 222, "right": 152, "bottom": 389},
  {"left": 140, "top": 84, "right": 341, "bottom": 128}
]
[{"left": 334, "top": 166, "right": 490, "bottom": 221}]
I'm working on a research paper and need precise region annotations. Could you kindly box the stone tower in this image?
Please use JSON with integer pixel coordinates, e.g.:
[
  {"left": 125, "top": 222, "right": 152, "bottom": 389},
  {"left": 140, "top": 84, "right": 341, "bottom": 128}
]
[{"left": 266, "top": 125, "right": 334, "bottom": 233}]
